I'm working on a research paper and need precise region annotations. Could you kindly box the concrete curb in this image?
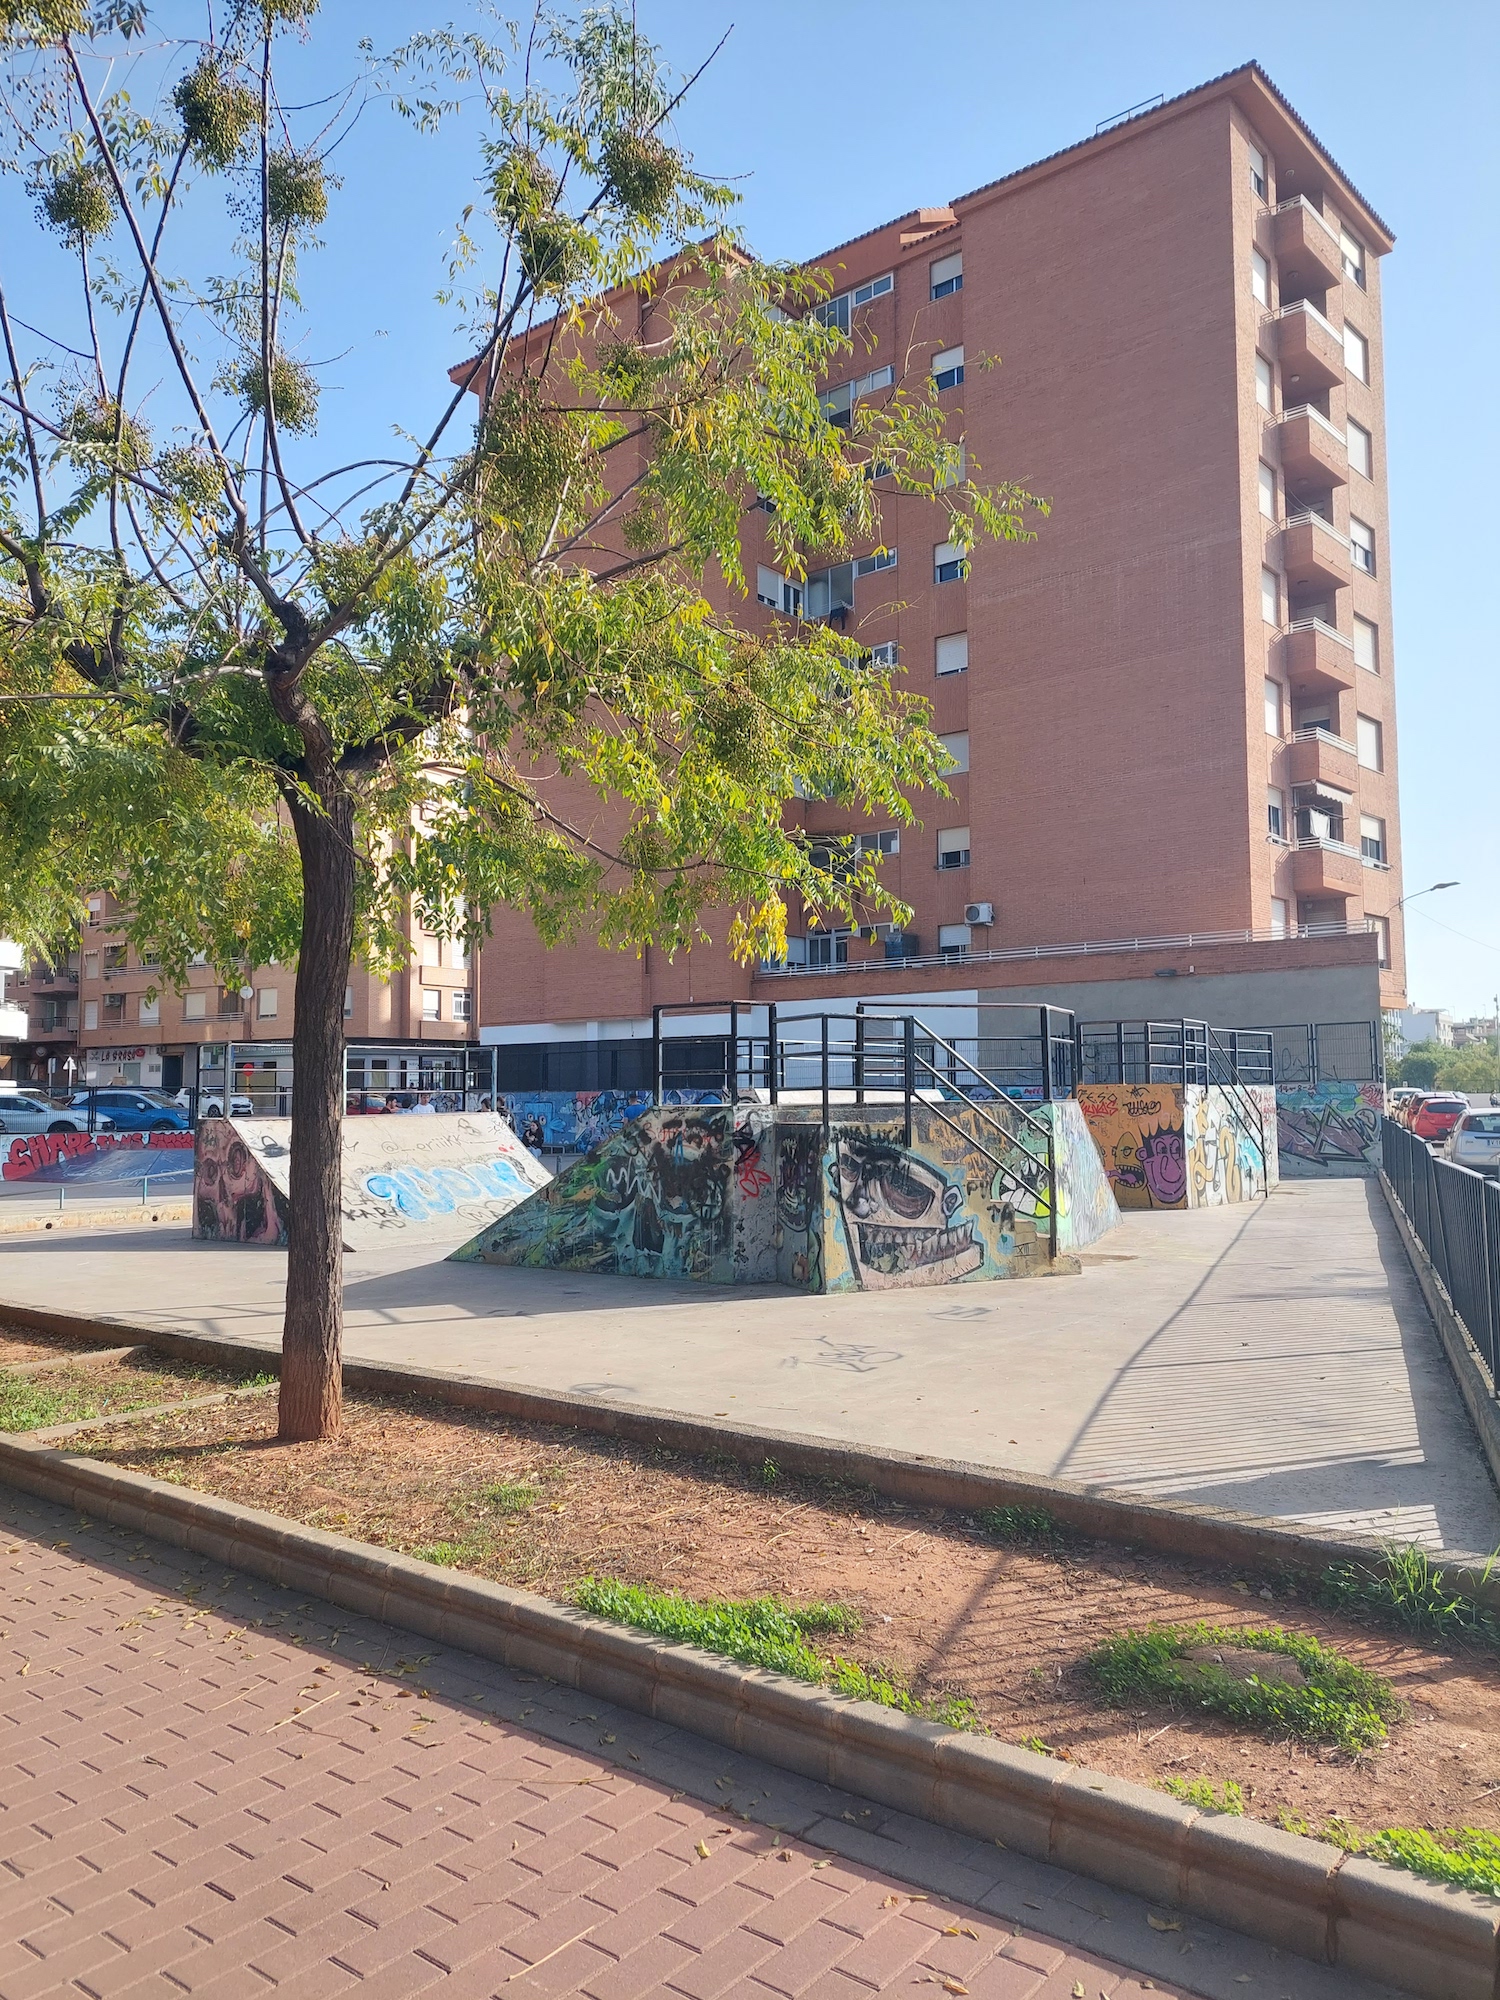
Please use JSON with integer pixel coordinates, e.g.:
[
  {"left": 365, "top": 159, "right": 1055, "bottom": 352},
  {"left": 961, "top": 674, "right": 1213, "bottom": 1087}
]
[
  {"left": 0, "top": 1200, "right": 190, "bottom": 1235},
  {"left": 1380, "top": 1171, "right": 1500, "bottom": 1503},
  {"left": 0, "top": 1433, "right": 1493, "bottom": 2000},
  {"left": 6, "top": 1291, "right": 1500, "bottom": 1614}
]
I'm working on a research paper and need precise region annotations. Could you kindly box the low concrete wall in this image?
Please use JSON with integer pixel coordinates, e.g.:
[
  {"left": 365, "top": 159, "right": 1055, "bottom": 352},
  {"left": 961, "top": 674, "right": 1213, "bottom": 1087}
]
[
  {"left": 1074, "top": 1083, "right": 1277, "bottom": 1209},
  {"left": 1280, "top": 1082, "right": 1384, "bottom": 1178},
  {"left": 0, "top": 1434, "right": 1492, "bottom": 2000}
]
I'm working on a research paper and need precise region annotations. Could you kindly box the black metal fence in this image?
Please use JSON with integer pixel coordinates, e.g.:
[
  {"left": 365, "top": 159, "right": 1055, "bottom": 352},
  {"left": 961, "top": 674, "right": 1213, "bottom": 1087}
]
[
  {"left": 1263, "top": 1020, "right": 1382, "bottom": 1086},
  {"left": 1383, "top": 1117, "right": 1500, "bottom": 1386},
  {"left": 1076, "top": 1020, "right": 1274, "bottom": 1088}
]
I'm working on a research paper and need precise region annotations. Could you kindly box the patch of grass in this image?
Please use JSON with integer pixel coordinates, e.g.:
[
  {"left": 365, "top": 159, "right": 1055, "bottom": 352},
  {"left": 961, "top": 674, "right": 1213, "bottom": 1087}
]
[
  {"left": 478, "top": 1481, "right": 539, "bottom": 1514},
  {"left": 760, "top": 1458, "right": 779, "bottom": 1487},
  {"left": 1086, "top": 1622, "right": 1399, "bottom": 1754},
  {"left": 1320, "top": 1543, "right": 1500, "bottom": 1649},
  {"left": 0, "top": 1377, "right": 90, "bottom": 1432},
  {"left": 1276, "top": 1811, "right": 1500, "bottom": 1898},
  {"left": 411, "top": 1539, "right": 485, "bottom": 1568},
  {"left": 979, "top": 1504, "right": 1065, "bottom": 1546},
  {"left": 1161, "top": 1776, "right": 1245, "bottom": 1815},
  {"left": 571, "top": 1578, "right": 977, "bottom": 1729},
  {"left": 0, "top": 1361, "right": 261, "bottom": 1435},
  {"left": 1019, "top": 1734, "right": 1057, "bottom": 1757}
]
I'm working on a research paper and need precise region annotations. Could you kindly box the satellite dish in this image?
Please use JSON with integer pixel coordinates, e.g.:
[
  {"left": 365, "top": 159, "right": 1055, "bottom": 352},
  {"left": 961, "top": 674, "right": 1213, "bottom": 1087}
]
[{"left": 239, "top": 984, "right": 254, "bottom": 999}]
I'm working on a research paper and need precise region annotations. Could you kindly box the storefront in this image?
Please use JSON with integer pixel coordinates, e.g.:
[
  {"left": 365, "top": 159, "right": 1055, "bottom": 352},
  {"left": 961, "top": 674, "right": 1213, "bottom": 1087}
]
[{"left": 81, "top": 1043, "right": 163, "bottom": 1088}]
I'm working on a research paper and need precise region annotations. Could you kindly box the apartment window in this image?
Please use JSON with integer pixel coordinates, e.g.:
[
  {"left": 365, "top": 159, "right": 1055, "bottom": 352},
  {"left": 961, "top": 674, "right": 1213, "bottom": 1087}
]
[
  {"left": 421, "top": 932, "right": 441, "bottom": 968},
  {"left": 756, "top": 566, "right": 801, "bottom": 616},
  {"left": 1356, "top": 713, "right": 1383, "bottom": 771},
  {"left": 87, "top": 896, "right": 102, "bottom": 916},
  {"left": 1359, "top": 814, "right": 1386, "bottom": 864},
  {"left": 1349, "top": 517, "right": 1375, "bottom": 575},
  {"left": 217, "top": 987, "right": 244, "bottom": 1019},
  {"left": 343, "top": 986, "right": 354, "bottom": 1018},
  {"left": 934, "top": 540, "right": 966, "bottom": 584},
  {"left": 1260, "top": 565, "right": 1280, "bottom": 626},
  {"left": 422, "top": 987, "right": 440, "bottom": 1022},
  {"left": 931, "top": 345, "right": 964, "bottom": 392},
  {"left": 1370, "top": 914, "right": 1391, "bottom": 966},
  {"left": 935, "top": 632, "right": 968, "bottom": 676},
  {"left": 450, "top": 937, "right": 471, "bottom": 969},
  {"left": 1248, "top": 144, "right": 1267, "bottom": 200},
  {"left": 82, "top": 951, "right": 99, "bottom": 980},
  {"left": 1353, "top": 614, "right": 1379, "bottom": 673},
  {"left": 930, "top": 251, "right": 963, "bottom": 300},
  {"left": 1255, "top": 354, "right": 1274, "bottom": 411},
  {"left": 256, "top": 987, "right": 279, "bottom": 1020},
  {"left": 1346, "top": 418, "right": 1373, "bottom": 478},
  {"left": 938, "top": 923, "right": 972, "bottom": 962},
  {"left": 937, "top": 826, "right": 971, "bottom": 869},
  {"left": 867, "top": 640, "right": 898, "bottom": 667},
  {"left": 452, "top": 989, "right": 473, "bottom": 1021},
  {"left": 813, "top": 271, "right": 892, "bottom": 334},
  {"left": 1267, "top": 786, "right": 1286, "bottom": 839},
  {"left": 1263, "top": 677, "right": 1283, "bottom": 738},
  {"left": 1343, "top": 322, "right": 1369, "bottom": 382},
  {"left": 83, "top": 999, "right": 99, "bottom": 1030},
  {"left": 103, "top": 943, "right": 127, "bottom": 972},
  {"left": 1258, "top": 462, "right": 1277, "bottom": 520},
  {"left": 1339, "top": 227, "right": 1365, "bottom": 288},
  {"left": 103, "top": 992, "right": 125, "bottom": 1023},
  {"left": 819, "top": 363, "right": 894, "bottom": 426},
  {"left": 1270, "top": 896, "right": 1290, "bottom": 938},
  {"left": 183, "top": 991, "right": 206, "bottom": 1021},
  {"left": 1251, "top": 249, "right": 1271, "bottom": 306},
  {"left": 139, "top": 993, "right": 160, "bottom": 1026},
  {"left": 801, "top": 549, "right": 896, "bottom": 620},
  {"left": 937, "top": 731, "right": 970, "bottom": 774}
]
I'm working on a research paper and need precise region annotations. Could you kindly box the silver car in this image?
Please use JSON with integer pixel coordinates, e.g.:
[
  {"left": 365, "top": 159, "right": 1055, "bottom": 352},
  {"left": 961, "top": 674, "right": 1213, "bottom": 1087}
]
[
  {"left": 1449, "top": 1109, "right": 1500, "bottom": 1178},
  {"left": 0, "top": 1087, "right": 88, "bottom": 1135}
]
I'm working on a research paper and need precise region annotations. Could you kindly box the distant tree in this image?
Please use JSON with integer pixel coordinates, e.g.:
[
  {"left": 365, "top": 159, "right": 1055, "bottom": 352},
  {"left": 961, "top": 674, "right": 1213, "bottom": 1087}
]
[
  {"left": 1393, "top": 1043, "right": 1446, "bottom": 1090},
  {"left": 1435, "top": 1045, "right": 1500, "bottom": 1095},
  {"left": 0, "top": 3, "right": 1043, "bottom": 1438}
]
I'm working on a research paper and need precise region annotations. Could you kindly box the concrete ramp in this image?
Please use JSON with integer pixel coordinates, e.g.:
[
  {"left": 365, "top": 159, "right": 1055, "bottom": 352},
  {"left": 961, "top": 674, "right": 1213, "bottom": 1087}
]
[
  {"left": 451, "top": 1100, "right": 1118, "bottom": 1290},
  {"left": 193, "top": 1112, "right": 549, "bottom": 1250}
]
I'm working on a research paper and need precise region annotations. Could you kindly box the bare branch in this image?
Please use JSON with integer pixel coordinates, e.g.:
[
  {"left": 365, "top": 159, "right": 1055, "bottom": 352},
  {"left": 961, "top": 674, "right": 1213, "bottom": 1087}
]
[{"left": 0, "top": 279, "right": 47, "bottom": 539}]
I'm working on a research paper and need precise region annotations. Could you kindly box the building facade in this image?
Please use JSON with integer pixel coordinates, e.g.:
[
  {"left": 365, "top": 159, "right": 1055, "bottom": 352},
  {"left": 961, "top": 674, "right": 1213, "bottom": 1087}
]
[{"left": 473, "top": 66, "right": 1405, "bottom": 1072}]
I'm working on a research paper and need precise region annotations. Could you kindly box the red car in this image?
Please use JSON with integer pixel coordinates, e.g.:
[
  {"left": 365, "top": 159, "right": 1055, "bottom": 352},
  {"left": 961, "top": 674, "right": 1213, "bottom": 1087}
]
[{"left": 1410, "top": 1093, "right": 1470, "bottom": 1144}]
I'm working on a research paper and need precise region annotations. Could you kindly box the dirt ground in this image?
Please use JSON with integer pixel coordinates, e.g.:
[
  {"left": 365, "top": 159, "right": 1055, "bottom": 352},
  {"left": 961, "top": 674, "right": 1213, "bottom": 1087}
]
[{"left": 19, "top": 1337, "right": 1488, "bottom": 1846}]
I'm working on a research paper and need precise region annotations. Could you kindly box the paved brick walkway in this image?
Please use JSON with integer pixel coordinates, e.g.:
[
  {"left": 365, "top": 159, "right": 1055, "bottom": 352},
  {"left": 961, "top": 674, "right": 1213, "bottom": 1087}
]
[{"left": 0, "top": 1488, "right": 1401, "bottom": 2000}]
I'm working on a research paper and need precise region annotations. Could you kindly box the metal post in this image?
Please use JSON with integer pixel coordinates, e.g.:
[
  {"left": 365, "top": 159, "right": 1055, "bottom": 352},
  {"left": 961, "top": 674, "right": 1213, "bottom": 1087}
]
[
  {"left": 820, "top": 1014, "right": 830, "bottom": 1138},
  {"left": 1046, "top": 1129, "right": 1059, "bottom": 1262},
  {"left": 854, "top": 1003, "right": 866, "bottom": 1106},
  {"left": 903, "top": 1015, "right": 915, "bottom": 1148},
  {"left": 767, "top": 1003, "right": 779, "bottom": 1105},
  {"left": 728, "top": 1001, "right": 740, "bottom": 1101},
  {"left": 1116, "top": 1020, "right": 1126, "bottom": 1087},
  {"left": 1039, "top": 1007, "right": 1052, "bottom": 1102},
  {"left": 651, "top": 1006, "right": 662, "bottom": 1107}
]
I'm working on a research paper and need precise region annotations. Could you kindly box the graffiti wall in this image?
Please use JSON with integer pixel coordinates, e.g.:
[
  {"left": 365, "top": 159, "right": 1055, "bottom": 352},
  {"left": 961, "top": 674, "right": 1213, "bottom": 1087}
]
[
  {"left": 499, "top": 1088, "right": 714, "bottom": 1153},
  {"left": 195, "top": 1112, "right": 549, "bottom": 1251},
  {"left": 1277, "top": 1081, "right": 1383, "bottom": 1177},
  {"left": 1075, "top": 1084, "right": 1278, "bottom": 1209},
  {"left": 194, "top": 1117, "right": 287, "bottom": 1244},
  {"left": 2, "top": 1128, "right": 194, "bottom": 1186},
  {"left": 455, "top": 1099, "right": 1118, "bottom": 1291}
]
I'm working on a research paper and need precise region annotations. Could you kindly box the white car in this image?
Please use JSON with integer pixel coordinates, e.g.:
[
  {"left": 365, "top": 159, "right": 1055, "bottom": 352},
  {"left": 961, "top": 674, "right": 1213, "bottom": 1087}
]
[
  {"left": 0, "top": 1087, "right": 93, "bottom": 1135},
  {"left": 1449, "top": 1109, "right": 1500, "bottom": 1178}
]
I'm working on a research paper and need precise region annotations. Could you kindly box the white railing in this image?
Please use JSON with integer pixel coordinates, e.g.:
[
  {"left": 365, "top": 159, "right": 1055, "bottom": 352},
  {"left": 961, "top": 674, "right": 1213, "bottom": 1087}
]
[
  {"left": 1274, "top": 194, "right": 1341, "bottom": 245},
  {"left": 1278, "top": 403, "right": 1344, "bottom": 443},
  {"left": 1285, "top": 617, "right": 1353, "bottom": 648},
  {"left": 1273, "top": 298, "right": 1341, "bottom": 343},
  {"left": 1284, "top": 511, "right": 1349, "bottom": 547},
  {"left": 758, "top": 919, "right": 1379, "bottom": 979},
  {"left": 1295, "top": 835, "right": 1361, "bottom": 858},
  {"left": 1291, "top": 724, "right": 1358, "bottom": 755}
]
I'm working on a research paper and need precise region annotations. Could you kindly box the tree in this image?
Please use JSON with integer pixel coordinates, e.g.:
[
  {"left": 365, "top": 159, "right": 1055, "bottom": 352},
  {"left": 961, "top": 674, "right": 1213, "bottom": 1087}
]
[
  {"left": 0, "top": 2, "right": 1043, "bottom": 1439},
  {"left": 1435, "top": 1045, "right": 1500, "bottom": 1096},
  {"left": 1393, "top": 1042, "right": 1446, "bottom": 1090}
]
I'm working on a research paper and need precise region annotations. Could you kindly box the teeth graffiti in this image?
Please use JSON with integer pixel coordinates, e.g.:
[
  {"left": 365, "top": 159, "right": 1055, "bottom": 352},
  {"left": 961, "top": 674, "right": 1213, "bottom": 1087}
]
[{"left": 855, "top": 1217, "right": 978, "bottom": 1275}]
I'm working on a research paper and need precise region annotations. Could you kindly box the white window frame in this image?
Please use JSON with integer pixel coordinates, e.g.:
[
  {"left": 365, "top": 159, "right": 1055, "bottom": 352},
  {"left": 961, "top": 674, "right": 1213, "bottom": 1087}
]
[
  {"left": 813, "top": 271, "right": 893, "bottom": 333},
  {"left": 183, "top": 991, "right": 206, "bottom": 1021},
  {"left": 1356, "top": 713, "right": 1383, "bottom": 771},
  {"left": 819, "top": 363, "right": 894, "bottom": 424},
  {"left": 937, "top": 826, "right": 971, "bottom": 869},
  {"left": 938, "top": 923, "right": 972, "bottom": 960},
  {"left": 1251, "top": 249, "right": 1271, "bottom": 306},
  {"left": 256, "top": 987, "right": 279, "bottom": 1020},
  {"left": 1349, "top": 517, "right": 1376, "bottom": 575},
  {"left": 934, "top": 540, "right": 966, "bottom": 583},
  {"left": 1270, "top": 896, "right": 1289, "bottom": 939},
  {"left": 1370, "top": 914, "right": 1391, "bottom": 966},
  {"left": 421, "top": 986, "right": 441, "bottom": 1021},
  {"left": 1339, "top": 227, "right": 1365, "bottom": 288},
  {"left": 930, "top": 251, "right": 963, "bottom": 300},
  {"left": 1261, "top": 566, "right": 1280, "bottom": 626},
  {"left": 1267, "top": 786, "right": 1286, "bottom": 840},
  {"left": 1346, "top": 418, "right": 1373, "bottom": 478},
  {"left": 139, "top": 993, "right": 160, "bottom": 1026},
  {"left": 451, "top": 989, "right": 473, "bottom": 1021},
  {"left": 1359, "top": 814, "right": 1386, "bottom": 864},
  {"left": 1263, "top": 677, "right": 1283, "bottom": 738},
  {"left": 935, "top": 632, "right": 968, "bottom": 677},
  {"left": 937, "top": 731, "right": 970, "bottom": 773},
  {"left": 931, "top": 345, "right": 965, "bottom": 391},
  {"left": 83, "top": 999, "right": 99, "bottom": 1030},
  {"left": 1353, "top": 615, "right": 1379, "bottom": 673},
  {"left": 868, "top": 640, "right": 898, "bottom": 667},
  {"left": 1258, "top": 461, "right": 1277, "bottom": 520},
  {"left": 1343, "top": 322, "right": 1369, "bottom": 382},
  {"left": 1248, "top": 144, "right": 1267, "bottom": 200},
  {"left": 1255, "top": 354, "right": 1274, "bottom": 411}
]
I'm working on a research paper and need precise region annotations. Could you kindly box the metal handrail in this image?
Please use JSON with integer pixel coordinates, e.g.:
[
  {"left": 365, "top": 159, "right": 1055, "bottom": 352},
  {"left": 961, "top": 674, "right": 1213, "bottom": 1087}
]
[
  {"left": 1285, "top": 617, "right": 1353, "bottom": 648},
  {"left": 1273, "top": 194, "right": 1341, "bottom": 244},
  {"left": 1294, "top": 834, "right": 1361, "bottom": 857},
  {"left": 1277, "top": 402, "right": 1345, "bottom": 441},
  {"left": 1291, "top": 724, "right": 1358, "bottom": 753},
  {"left": 1272, "top": 298, "right": 1340, "bottom": 342},
  {"left": 1283, "top": 509, "right": 1348, "bottom": 545}
]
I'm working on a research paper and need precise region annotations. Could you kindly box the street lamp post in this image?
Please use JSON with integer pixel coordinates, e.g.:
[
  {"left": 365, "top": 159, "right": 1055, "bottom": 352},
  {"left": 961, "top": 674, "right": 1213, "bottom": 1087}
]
[{"left": 1395, "top": 880, "right": 1459, "bottom": 912}]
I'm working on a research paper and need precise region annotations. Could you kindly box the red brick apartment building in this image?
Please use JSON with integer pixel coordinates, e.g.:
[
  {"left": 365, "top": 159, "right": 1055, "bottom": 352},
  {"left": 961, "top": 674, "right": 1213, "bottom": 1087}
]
[{"left": 474, "top": 63, "right": 1405, "bottom": 1081}]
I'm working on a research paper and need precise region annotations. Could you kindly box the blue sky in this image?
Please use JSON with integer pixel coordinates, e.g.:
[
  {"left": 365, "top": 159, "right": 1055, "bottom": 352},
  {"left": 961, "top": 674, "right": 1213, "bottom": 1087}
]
[{"left": 9, "top": 2, "right": 1497, "bottom": 1015}]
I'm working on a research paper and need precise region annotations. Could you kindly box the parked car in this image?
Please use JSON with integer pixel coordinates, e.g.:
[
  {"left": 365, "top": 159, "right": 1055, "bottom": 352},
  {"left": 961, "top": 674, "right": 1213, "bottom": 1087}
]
[
  {"left": 60, "top": 1089, "right": 190, "bottom": 1134},
  {"left": 175, "top": 1089, "right": 253, "bottom": 1119},
  {"left": 1410, "top": 1093, "right": 1470, "bottom": 1145},
  {"left": 1449, "top": 1109, "right": 1500, "bottom": 1177},
  {"left": 1386, "top": 1086, "right": 1422, "bottom": 1121},
  {"left": 0, "top": 1087, "right": 83, "bottom": 1136}
]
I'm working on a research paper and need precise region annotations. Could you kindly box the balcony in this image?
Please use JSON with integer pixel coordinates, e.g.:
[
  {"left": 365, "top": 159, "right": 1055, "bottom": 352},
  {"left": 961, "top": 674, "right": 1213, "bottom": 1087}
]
[
  {"left": 1292, "top": 836, "right": 1364, "bottom": 899},
  {"left": 1271, "top": 197, "right": 1345, "bottom": 294},
  {"left": 1282, "top": 618, "right": 1357, "bottom": 699},
  {"left": 1272, "top": 300, "right": 1345, "bottom": 397},
  {"left": 1274, "top": 405, "right": 1348, "bottom": 493},
  {"left": 1288, "top": 725, "right": 1359, "bottom": 793},
  {"left": 1280, "top": 511, "right": 1351, "bottom": 594}
]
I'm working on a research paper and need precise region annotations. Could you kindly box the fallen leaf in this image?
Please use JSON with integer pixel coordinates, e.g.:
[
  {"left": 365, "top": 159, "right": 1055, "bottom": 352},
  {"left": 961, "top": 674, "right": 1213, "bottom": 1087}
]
[
  {"left": 1072, "top": 1985, "right": 1086, "bottom": 1999},
  {"left": 1147, "top": 1915, "right": 1182, "bottom": 1932},
  {"left": 943, "top": 1926, "right": 979, "bottom": 1939},
  {"left": 600, "top": 1733, "right": 616, "bottom": 1745},
  {"left": 776, "top": 1850, "right": 791, "bottom": 1863},
  {"left": 941, "top": 1983, "right": 968, "bottom": 1997},
  {"left": 694, "top": 1839, "right": 711, "bottom": 1860},
  {"left": 812, "top": 1859, "right": 831, "bottom": 1869}
]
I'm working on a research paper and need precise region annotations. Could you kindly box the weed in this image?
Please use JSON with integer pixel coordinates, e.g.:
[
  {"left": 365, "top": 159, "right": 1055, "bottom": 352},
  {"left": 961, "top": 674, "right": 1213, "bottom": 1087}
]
[
  {"left": 760, "top": 1458, "right": 779, "bottom": 1487},
  {"left": 571, "top": 1578, "right": 977, "bottom": 1729},
  {"left": 979, "top": 1504, "right": 1064, "bottom": 1546},
  {"left": 1019, "top": 1734, "right": 1057, "bottom": 1757},
  {"left": 412, "top": 1538, "right": 488, "bottom": 1568},
  {"left": 1320, "top": 1544, "right": 1500, "bottom": 1649},
  {"left": 1273, "top": 1810, "right": 1500, "bottom": 1897},
  {"left": 479, "top": 1481, "right": 539, "bottom": 1514},
  {"left": 1161, "top": 1776, "right": 1245, "bottom": 1815},
  {"left": 0, "top": 1364, "right": 248, "bottom": 1434},
  {"left": 1086, "top": 1622, "right": 1399, "bottom": 1753}
]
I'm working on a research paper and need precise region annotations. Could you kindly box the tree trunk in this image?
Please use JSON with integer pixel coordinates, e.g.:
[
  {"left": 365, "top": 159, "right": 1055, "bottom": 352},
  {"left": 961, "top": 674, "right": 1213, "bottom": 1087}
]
[{"left": 279, "top": 772, "right": 357, "bottom": 1441}]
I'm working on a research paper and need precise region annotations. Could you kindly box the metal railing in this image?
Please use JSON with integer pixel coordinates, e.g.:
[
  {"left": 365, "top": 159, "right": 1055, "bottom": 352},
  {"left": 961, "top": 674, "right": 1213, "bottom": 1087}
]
[
  {"left": 1285, "top": 616, "right": 1353, "bottom": 649},
  {"left": 1291, "top": 724, "right": 1358, "bottom": 754},
  {"left": 1259, "top": 1020, "right": 1382, "bottom": 1087},
  {"left": 1273, "top": 194, "right": 1341, "bottom": 243},
  {"left": 1384, "top": 1118, "right": 1500, "bottom": 1387},
  {"left": 1076, "top": 1019, "right": 1273, "bottom": 1089},
  {"left": 1272, "top": 298, "right": 1341, "bottom": 343},
  {"left": 1277, "top": 402, "right": 1345, "bottom": 442}
]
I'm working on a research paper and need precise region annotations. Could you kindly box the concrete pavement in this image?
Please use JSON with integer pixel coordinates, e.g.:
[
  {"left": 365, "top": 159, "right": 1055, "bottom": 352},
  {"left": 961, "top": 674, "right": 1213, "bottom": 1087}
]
[
  {"left": 4, "top": 1177, "right": 1497, "bottom": 1554},
  {"left": 0, "top": 1484, "right": 1407, "bottom": 2000}
]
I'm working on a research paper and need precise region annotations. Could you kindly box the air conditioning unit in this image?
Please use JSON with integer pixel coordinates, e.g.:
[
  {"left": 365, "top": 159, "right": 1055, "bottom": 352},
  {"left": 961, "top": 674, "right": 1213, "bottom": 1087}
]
[{"left": 964, "top": 902, "right": 995, "bottom": 926}]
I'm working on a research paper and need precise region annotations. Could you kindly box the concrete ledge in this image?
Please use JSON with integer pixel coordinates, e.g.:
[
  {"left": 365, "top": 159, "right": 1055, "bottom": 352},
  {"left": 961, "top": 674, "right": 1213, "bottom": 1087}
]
[
  {"left": 7, "top": 1291, "right": 1500, "bottom": 1615},
  {"left": 1380, "top": 1171, "right": 1500, "bottom": 1507},
  {"left": 0, "top": 1431, "right": 1490, "bottom": 2000},
  {"left": 0, "top": 1201, "right": 190, "bottom": 1235}
]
